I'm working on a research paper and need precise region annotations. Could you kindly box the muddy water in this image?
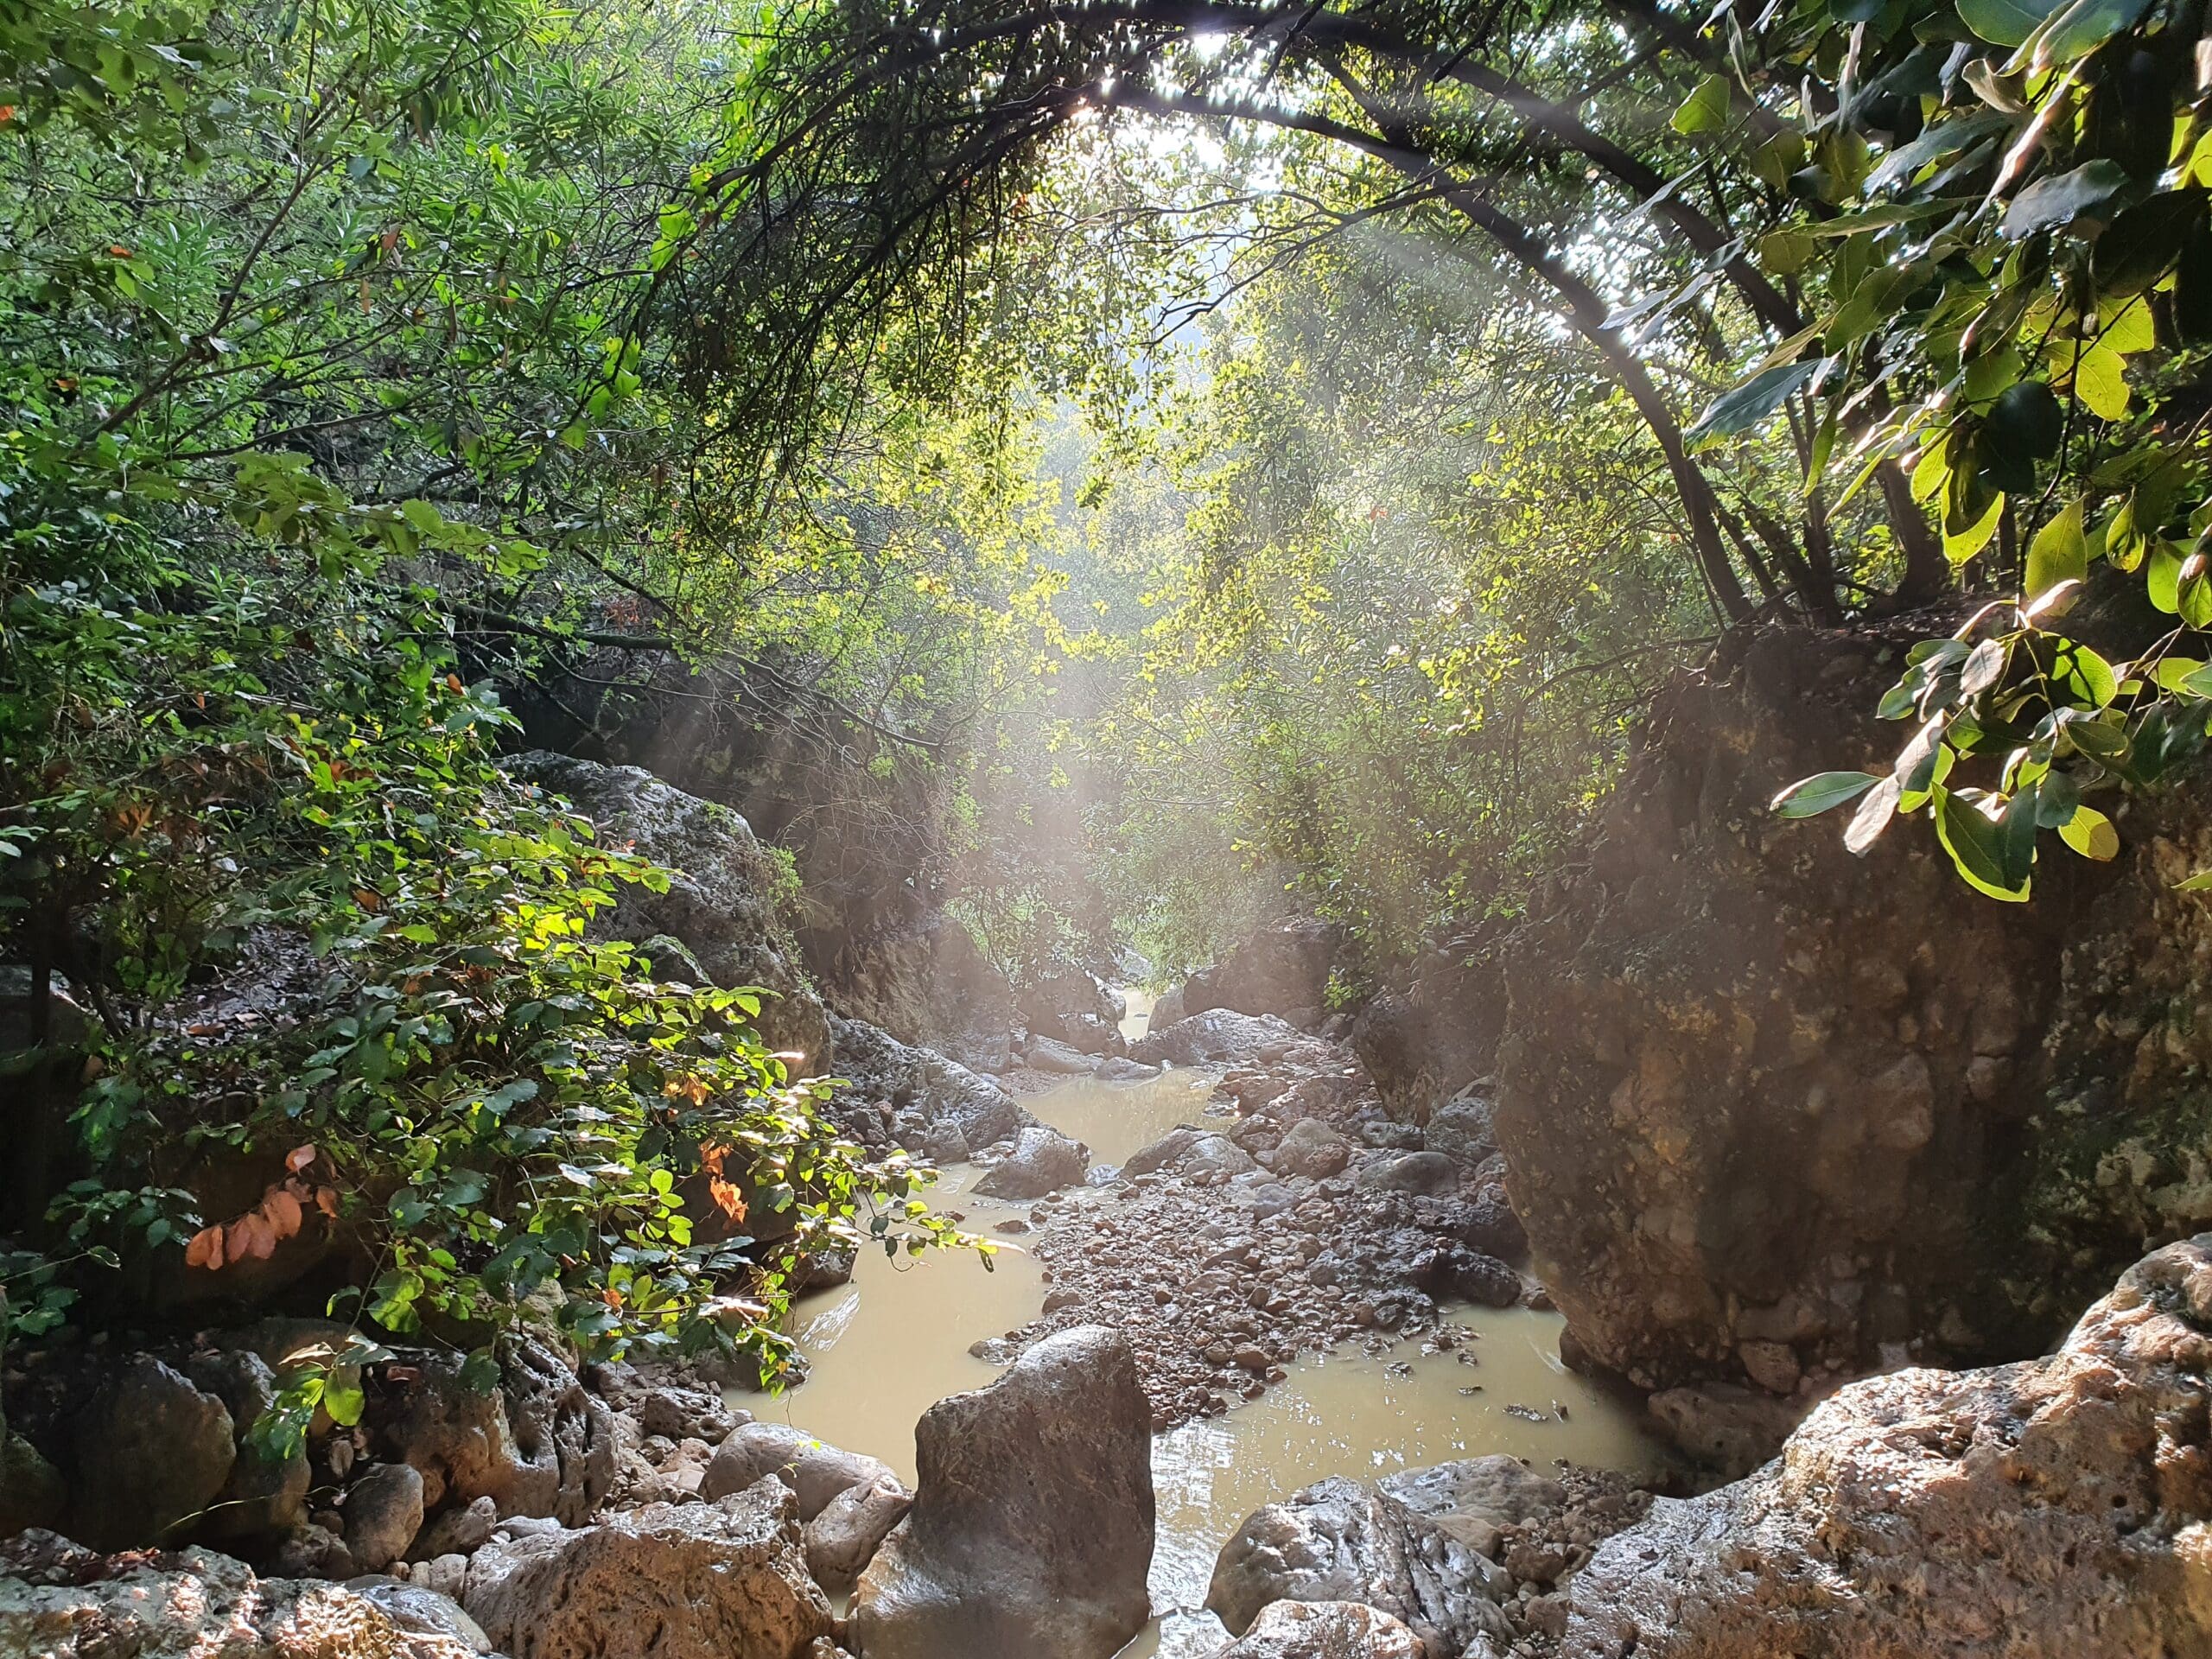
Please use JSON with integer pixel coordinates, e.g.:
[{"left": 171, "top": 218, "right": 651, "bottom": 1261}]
[{"left": 767, "top": 1069, "right": 1662, "bottom": 1654}]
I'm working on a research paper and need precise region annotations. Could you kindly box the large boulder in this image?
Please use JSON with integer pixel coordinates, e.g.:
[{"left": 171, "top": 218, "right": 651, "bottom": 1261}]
[
  {"left": 1267, "top": 1119, "right": 1353, "bottom": 1180},
  {"left": 1494, "top": 626, "right": 2212, "bottom": 1389},
  {"left": 1183, "top": 919, "right": 1339, "bottom": 1023},
  {"left": 0, "top": 1541, "right": 478, "bottom": 1659},
  {"left": 819, "top": 912, "right": 1017, "bottom": 1059},
  {"left": 1206, "top": 1457, "right": 1560, "bottom": 1655},
  {"left": 463, "top": 1482, "right": 832, "bottom": 1659},
  {"left": 1133, "top": 1009, "right": 1301, "bottom": 1068},
  {"left": 1016, "top": 965, "right": 1124, "bottom": 1037},
  {"left": 1554, "top": 1236, "right": 2212, "bottom": 1657},
  {"left": 1350, "top": 938, "right": 1505, "bottom": 1118},
  {"left": 375, "top": 1337, "right": 614, "bottom": 1523},
  {"left": 69, "top": 1357, "right": 235, "bottom": 1550},
  {"left": 849, "top": 1325, "right": 1153, "bottom": 1659},
  {"left": 804, "top": 1473, "right": 912, "bottom": 1594},
  {"left": 1213, "top": 1600, "right": 1421, "bottom": 1659},
  {"left": 824, "top": 1014, "right": 1033, "bottom": 1153},
  {"left": 973, "top": 1125, "right": 1090, "bottom": 1198},
  {"left": 502, "top": 753, "right": 830, "bottom": 1074},
  {"left": 700, "top": 1421, "right": 894, "bottom": 1520},
  {"left": 1123, "top": 1128, "right": 1258, "bottom": 1181}
]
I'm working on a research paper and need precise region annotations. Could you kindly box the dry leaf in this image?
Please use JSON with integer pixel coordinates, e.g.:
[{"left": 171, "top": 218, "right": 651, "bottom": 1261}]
[
  {"left": 184, "top": 1225, "right": 225, "bottom": 1271},
  {"left": 315, "top": 1185, "right": 340, "bottom": 1217},
  {"left": 228, "top": 1212, "right": 276, "bottom": 1262},
  {"left": 286, "top": 1144, "right": 318, "bottom": 1173},
  {"left": 263, "top": 1186, "right": 303, "bottom": 1238}
]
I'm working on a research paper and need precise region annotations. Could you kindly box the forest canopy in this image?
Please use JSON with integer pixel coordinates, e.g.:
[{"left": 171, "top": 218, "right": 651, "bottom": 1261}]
[{"left": 3, "top": 0, "right": 2208, "bottom": 1374}]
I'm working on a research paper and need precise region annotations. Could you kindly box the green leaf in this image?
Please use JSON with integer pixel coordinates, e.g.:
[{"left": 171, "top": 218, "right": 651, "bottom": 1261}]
[
  {"left": 2037, "top": 0, "right": 2152, "bottom": 65},
  {"left": 1958, "top": 0, "right": 2056, "bottom": 46},
  {"left": 2025, "top": 502, "right": 2088, "bottom": 600},
  {"left": 1945, "top": 492, "right": 2006, "bottom": 564},
  {"left": 2057, "top": 804, "right": 2120, "bottom": 860},
  {"left": 2002, "top": 161, "right": 2131, "bottom": 240},
  {"left": 1672, "top": 74, "right": 1732, "bottom": 137},
  {"left": 323, "top": 1378, "right": 365, "bottom": 1427},
  {"left": 2069, "top": 345, "right": 2131, "bottom": 420},
  {"left": 1934, "top": 783, "right": 2033, "bottom": 900},
  {"left": 1688, "top": 361, "right": 1822, "bottom": 446},
  {"left": 1771, "top": 772, "right": 1881, "bottom": 817},
  {"left": 2053, "top": 640, "right": 2118, "bottom": 709},
  {"left": 2177, "top": 872, "right": 2212, "bottom": 892}
]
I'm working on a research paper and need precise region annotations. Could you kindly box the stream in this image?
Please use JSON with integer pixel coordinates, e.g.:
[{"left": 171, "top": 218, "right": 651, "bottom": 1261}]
[{"left": 760, "top": 1011, "right": 1664, "bottom": 1656}]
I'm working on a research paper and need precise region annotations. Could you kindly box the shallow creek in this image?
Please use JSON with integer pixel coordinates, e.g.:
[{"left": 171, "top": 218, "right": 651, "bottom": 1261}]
[{"left": 763, "top": 1066, "right": 1663, "bottom": 1656}]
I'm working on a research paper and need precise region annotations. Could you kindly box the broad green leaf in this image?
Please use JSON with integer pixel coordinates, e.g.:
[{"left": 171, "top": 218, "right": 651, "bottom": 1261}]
[
  {"left": 1934, "top": 783, "right": 2033, "bottom": 900},
  {"left": 1688, "top": 360, "right": 1822, "bottom": 445},
  {"left": 2025, "top": 501, "right": 2088, "bottom": 599},
  {"left": 2070, "top": 345, "right": 2131, "bottom": 420},
  {"left": 1771, "top": 771, "right": 1880, "bottom": 817},
  {"left": 2157, "top": 657, "right": 2210, "bottom": 694},
  {"left": 1958, "top": 0, "right": 2057, "bottom": 47},
  {"left": 2001, "top": 161, "right": 2130, "bottom": 240},
  {"left": 1945, "top": 492, "right": 2005, "bottom": 563},
  {"left": 2148, "top": 542, "right": 2183, "bottom": 613},
  {"left": 1672, "top": 74, "right": 1732, "bottom": 137},
  {"left": 2053, "top": 640, "right": 2118, "bottom": 708},
  {"left": 2057, "top": 804, "right": 2120, "bottom": 860},
  {"left": 2178, "top": 872, "right": 2212, "bottom": 892},
  {"left": 2036, "top": 0, "right": 2152, "bottom": 65}
]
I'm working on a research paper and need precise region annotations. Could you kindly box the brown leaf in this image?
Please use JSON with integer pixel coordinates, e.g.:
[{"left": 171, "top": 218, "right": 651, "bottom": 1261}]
[
  {"left": 263, "top": 1186, "right": 303, "bottom": 1239},
  {"left": 228, "top": 1212, "right": 276, "bottom": 1262},
  {"left": 286, "top": 1143, "right": 319, "bottom": 1173},
  {"left": 184, "top": 1225, "right": 225, "bottom": 1271},
  {"left": 315, "top": 1185, "right": 340, "bottom": 1217}
]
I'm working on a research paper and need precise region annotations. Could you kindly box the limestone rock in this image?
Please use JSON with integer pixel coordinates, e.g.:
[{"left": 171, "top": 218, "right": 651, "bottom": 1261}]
[
  {"left": 1133, "top": 1009, "right": 1302, "bottom": 1068},
  {"left": 0, "top": 1544, "right": 477, "bottom": 1659},
  {"left": 1422, "top": 1092, "right": 1497, "bottom": 1166},
  {"left": 344, "top": 1579, "right": 491, "bottom": 1653},
  {"left": 1124, "top": 1128, "right": 1258, "bottom": 1181},
  {"left": 974, "top": 1125, "right": 1090, "bottom": 1198},
  {"left": 1554, "top": 1236, "right": 2212, "bottom": 1657},
  {"left": 701, "top": 1421, "right": 894, "bottom": 1521},
  {"left": 803, "top": 1473, "right": 912, "bottom": 1594},
  {"left": 1357, "top": 1151, "right": 1463, "bottom": 1197},
  {"left": 1211, "top": 1599, "right": 1421, "bottom": 1659},
  {"left": 849, "top": 1325, "right": 1153, "bottom": 1659},
  {"left": 501, "top": 753, "right": 829, "bottom": 1072},
  {"left": 70, "top": 1357, "right": 235, "bottom": 1549},
  {"left": 0, "top": 1430, "right": 64, "bottom": 1538},
  {"left": 1268, "top": 1119, "right": 1352, "bottom": 1180},
  {"left": 1208, "top": 1457, "right": 1554, "bottom": 1656},
  {"left": 463, "top": 1481, "right": 831, "bottom": 1659},
  {"left": 411, "top": 1496, "right": 496, "bottom": 1561},
  {"left": 378, "top": 1338, "right": 613, "bottom": 1523},
  {"left": 344, "top": 1464, "right": 425, "bottom": 1573},
  {"left": 825, "top": 1014, "right": 1033, "bottom": 1153},
  {"left": 1025, "top": 1033, "right": 1103, "bottom": 1073},
  {"left": 632, "top": 1384, "right": 738, "bottom": 1445},
  {"left": 1181, "top": 920, "right": 1338, "bottom": 1023},
  {"left": 181, "top": 1350, "right": 308, "bottom": 1541},
  {"left": 1646, "top": 1382, "right": 1809, "bottom": 1478}
]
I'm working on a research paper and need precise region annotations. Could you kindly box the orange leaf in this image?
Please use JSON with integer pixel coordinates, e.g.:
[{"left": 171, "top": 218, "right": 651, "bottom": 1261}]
[
  {"left": 446, "top": 674, "right": 464, "bottom": 693},
  {"left": 184, "top": 1225, "right": 225, "bottom": 1271},
  {"left": 708, "top": 1173, "right": 747, "bottom": 1224},
  {"left": 286, "top": 1143, "right": 319, "bottom": 1173},
  {"left": 263, "top": 1186, "right": 303, "bottom": 1239},
  {"left": 228, "top": 1212, "right": 276, "bottom": 1262},
  {"left": 315, "top": 1185, "right": 340, "bottom": 1217}
]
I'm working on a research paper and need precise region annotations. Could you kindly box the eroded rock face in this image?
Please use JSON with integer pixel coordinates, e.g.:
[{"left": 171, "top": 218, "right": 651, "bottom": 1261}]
[
  {"left": 824, "top": 1014, "right": 1033, "bottom": 1154},
  {"left": 463, "top": 1482, "right": 832, "bottom": 1659},
  {"left": 377, "top": 1337, "right": 614, "bottom": 1524},
  {"left": 1215, "top": 1599, "right": 1421, "bottom": 1659},
  {"left": 1183, "top": 920, "right": 1338, "bottom": 1024},
  {"left": 1351, "top": 939, "right": 1506, "bottom": 1119},
  {"left": 1554, "top": 1236, "right": 2212, "bottom": 1657},
  {"left": 502, "top": 753, "right": 830, "bottom": 1074},
  {"left": 1495, "top": 626, "right": 2212, "bottom": 1391},
  {"left": 0, "top": 1541, "right": 478, "bottom": 1659},
  {"left": 1207, "top": 1457, "right": 1560, "bottom": 1655},
  {"left": 849, "top": 1325, "right": 1153, "bottom": 1659}
]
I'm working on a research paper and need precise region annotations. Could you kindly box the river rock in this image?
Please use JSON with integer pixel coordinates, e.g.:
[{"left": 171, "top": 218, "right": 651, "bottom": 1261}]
[
  {"left": 1268, "top": 1118, "right": 1352, "bottom": 1180},
  {"left": 804, "top": 1472, "right": 912, "bottom": 1594},
  {"left": 1422, "top": 1091, "right": 1497, "bottom": 1166},
  {"left": 1133, "top": 1009, "right": 1301, "bottom": 1067},
  {"left": 1213, "top": 1599, "right": 1421, "bottom": 1659},
  {"left": 827, "top": 1014, "right": 1033, "bottom": 1152},
  {"left": 1149, "top": 984, "right": 1187, "bottom": 1027},
  {"left": 0, "top": 1544, "right": 480, "bottom": 1659},
  {"left": 412, "top": 1495, "right": 497, "bottom": 1560},
  {"left": 181, "top": 1349, "right": 309, "bottom": 1541},
  {"left": 346, "top": 1578, "right": 492, "bottom": 1652},
  {"left": 632, "top": 1383, "right": 738, "bottom": 1444},
  {"left": 1016, "top": 964, "right": 1122, "bottom": 1033},
  {"left": 975, "top": 1125, "right": 1090, "bottom": 1198},
  {"left": 849, "top": 1325, "right": 1153, "bottom": 1659},
  {"left": 378, "top": 1338, "right": 613, "bottom": 1523},
  {"left": 1350, "top": 939, "right": 1504, "bottom": 1117},
  {"left": 701, "top": 1421, "right": 894, "bottom": 1520},
  {"left": 1555, "top": 1235, "right": 2212, "bottom": 1656},
  {"left": 1357, "top": 1151, "right": 1462, "bottom": 1196},
  {"left": 1124, "top": 1128, "right": 1257, "bottom": 1181},
  {"left": 500, "top": 753, "right": 830, "bottom": 1073},
  {"left": 70, "top": 1356, "right": 236, "bottom": 1549},
  {"left": 1026, "top": 1034, "right": 1102, "bottom": 1073},
  {"left": 344, "top": 1462, "right": 425, "bottom": 1572},
  {"left": 1209, "top": 1456, "right": 1556, "bottom": 1655},
  {"left": 463, "top": 1482, "right": 831, "bottom": 1659},
  {"left": 1096, "top": 1056, "right": 1162, "bottom": 1082},
  {"left": 1646, "top": 1382, "right": 1811, "bottom": 1478},
  {"left": 1181, "top": 919, "right": 1338, "bottom": 1022}
]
